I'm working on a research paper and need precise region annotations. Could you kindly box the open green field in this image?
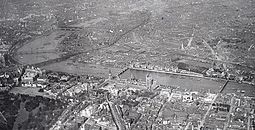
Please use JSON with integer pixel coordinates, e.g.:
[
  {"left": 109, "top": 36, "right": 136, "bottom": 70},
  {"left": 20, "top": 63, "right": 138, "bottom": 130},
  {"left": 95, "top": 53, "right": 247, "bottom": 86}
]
[
  {"left": 15, "top": 30, "right": 70, "bottom": 64},
  {"left": 9, "top": 87, "right": 54, "bottom": 99},
  {"left": 42, "top": 60, "right": 122, "bottom": 78}
]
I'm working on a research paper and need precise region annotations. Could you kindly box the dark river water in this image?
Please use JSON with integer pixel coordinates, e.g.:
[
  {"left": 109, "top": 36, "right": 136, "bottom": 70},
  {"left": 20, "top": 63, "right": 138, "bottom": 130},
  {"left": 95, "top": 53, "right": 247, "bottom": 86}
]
[{"left": 120, "top": 69, "right": 255, "bottom": 96}]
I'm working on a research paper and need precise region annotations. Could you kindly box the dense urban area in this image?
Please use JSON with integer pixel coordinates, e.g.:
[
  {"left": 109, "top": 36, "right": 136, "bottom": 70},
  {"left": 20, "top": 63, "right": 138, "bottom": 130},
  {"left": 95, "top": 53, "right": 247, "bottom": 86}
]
[{"left": 0, "top": 0, "right": 255, "bottom": 130}]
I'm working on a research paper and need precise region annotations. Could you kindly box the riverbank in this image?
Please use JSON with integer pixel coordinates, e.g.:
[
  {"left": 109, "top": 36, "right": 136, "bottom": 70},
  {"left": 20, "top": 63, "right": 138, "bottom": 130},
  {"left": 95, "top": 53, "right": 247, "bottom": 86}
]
[{"left": 120, "top": 69, "right": 255, "bottom": 97}]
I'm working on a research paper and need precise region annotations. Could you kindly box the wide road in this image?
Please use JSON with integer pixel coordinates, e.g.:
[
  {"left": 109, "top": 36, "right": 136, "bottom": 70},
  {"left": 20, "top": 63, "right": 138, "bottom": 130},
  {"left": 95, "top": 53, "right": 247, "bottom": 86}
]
[
  {"left": 199, "top": 80, "right": 229, "bottom": 129},
  {"left": 108, "top": 101, "right": 126, "bottom": 130}
]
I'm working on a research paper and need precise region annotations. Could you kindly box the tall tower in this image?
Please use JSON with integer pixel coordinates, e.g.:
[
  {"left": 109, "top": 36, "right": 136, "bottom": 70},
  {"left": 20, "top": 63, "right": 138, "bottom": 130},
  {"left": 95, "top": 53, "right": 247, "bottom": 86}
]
[
  {"left": 151, "top": 79, "right": 157, "bottom": 91},
  {"left": 108, "top": 69, "right": 113, "bottom": 79},
  {"left": 146, "top": 73, "right": 152, "bottom": 91},
  {"left": 181, "top": 43, "right": 185, "bottom": 50},
  {"left": 131, "top": 72, "right": 134, "bottom": 80},
  {"left": 0, "top": 54, "right": 5, "bottom": 67}
]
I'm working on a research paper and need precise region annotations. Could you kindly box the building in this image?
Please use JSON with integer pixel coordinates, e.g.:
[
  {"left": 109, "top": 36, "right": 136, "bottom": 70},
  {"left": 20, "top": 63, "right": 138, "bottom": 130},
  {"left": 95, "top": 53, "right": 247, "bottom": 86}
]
[
  {"left": 146, "top": 73, "right": 153, "bottom": 91},
  {"left": 170, "top": 92, "right": 182, "bottom": 101},
  {"left": 182, "top": 94, "right": 193, "bottom": 103},
  {"left": 21, "top": 66, "right": 43, "bottom": 87},
  {"left": 0, "top": 53, "right": 5, "bottom": 67},
  {"left": 203, "top": 93, "right": 217, "bottom": 103}
]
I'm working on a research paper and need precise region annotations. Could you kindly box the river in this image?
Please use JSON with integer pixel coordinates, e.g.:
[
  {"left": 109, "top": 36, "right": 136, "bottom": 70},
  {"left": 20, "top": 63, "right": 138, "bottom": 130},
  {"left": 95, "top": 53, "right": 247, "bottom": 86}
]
[{"left": 120, "top": 69, "right": 255, "bottom": 96}]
